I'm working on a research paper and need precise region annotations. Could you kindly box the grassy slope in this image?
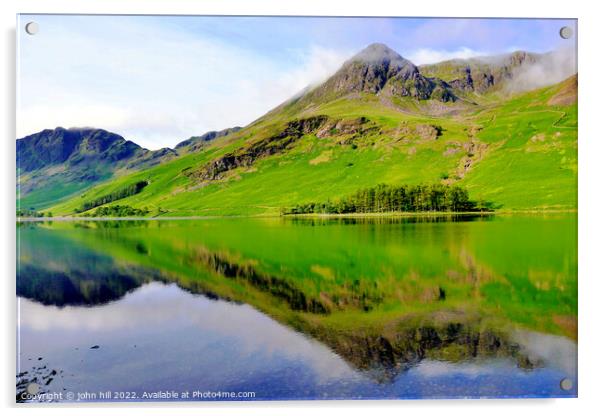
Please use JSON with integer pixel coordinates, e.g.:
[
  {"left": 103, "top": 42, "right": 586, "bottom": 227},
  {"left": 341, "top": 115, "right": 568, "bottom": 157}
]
[
  {"left": 461, "top": 79, "right": 577, "bottom": 210},
  {"left": 18, "top": 174, "right": 105, "bottom": 210},
  {"left": 47, "top": 78, "right": 577, "bottom": 216}
]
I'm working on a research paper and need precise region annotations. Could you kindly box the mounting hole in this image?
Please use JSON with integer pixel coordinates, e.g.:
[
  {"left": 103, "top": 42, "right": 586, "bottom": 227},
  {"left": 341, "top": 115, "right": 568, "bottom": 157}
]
[
  {"left": 26, "top": 382, "right": 40, "bottom": 395},
  {"left": 560, "top": 377, "right": 573, "bottom": 391},
  {"left": 559, "top": 26, "right": 573, "bottom": 40},
  {"left": 25, "top": 22, "right": 39, "bottom": 35}
]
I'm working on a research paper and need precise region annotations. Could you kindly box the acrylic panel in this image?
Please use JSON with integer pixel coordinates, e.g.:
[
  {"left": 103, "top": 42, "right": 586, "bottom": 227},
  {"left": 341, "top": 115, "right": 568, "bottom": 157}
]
[{"left": 16, "top": 15, "right": 578, "bottom": 402}]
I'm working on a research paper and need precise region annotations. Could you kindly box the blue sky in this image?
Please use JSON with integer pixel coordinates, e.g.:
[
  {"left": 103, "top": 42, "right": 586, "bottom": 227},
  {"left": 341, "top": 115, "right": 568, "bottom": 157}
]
[{"left": 17, "top": 15, "right": 576, "bottom": 149}]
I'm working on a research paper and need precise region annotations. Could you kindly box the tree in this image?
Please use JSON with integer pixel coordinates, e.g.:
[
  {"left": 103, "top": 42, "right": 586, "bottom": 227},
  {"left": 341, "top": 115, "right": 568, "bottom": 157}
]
[{"left": 281, "top": 183, "right": 486, "bottom": 215}]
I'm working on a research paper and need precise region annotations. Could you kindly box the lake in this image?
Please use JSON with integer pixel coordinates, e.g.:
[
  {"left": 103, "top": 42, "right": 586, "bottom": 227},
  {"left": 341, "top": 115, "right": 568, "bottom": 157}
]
[{"left": 16, "top": 214, "right": 577, "bottom": 401}]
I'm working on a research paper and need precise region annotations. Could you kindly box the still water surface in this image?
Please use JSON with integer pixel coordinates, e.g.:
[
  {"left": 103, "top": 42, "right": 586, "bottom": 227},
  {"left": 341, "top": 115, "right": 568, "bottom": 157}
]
[{"left": 16, "top": 215, "right": 577, "bottom": 400}]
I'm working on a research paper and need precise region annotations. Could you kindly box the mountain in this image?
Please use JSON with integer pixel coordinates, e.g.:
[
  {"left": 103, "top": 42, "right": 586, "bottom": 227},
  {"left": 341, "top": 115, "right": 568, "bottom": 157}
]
[
  {"left": 419, "top": 51, "right": 541, "bottom": 92},
  {"left": 547, "top": 74, "right": 577, "bottom": 106},
  {"left": 17, "top": 127, "right": 140, "bottom": 172},
  {"left": 301, "top": 43, "right": 457, "bottom": 103},
  {"left": 419, "top": 49, "right": 578, "bottom": 98},
  {"left": 25, "top": 43, "right": 577, "bottom": 217},
  {"left": 16, "top": 127, "right": 177, "bottom": 210},
  {"left": 268, "top": 45, "right": 556, "bottom": 120},
  {"left": 175, "top": 127, "right": 242, "bottom": 153},
  {"left": 16, "top": 125, "right": 248, "bottom": 210}
]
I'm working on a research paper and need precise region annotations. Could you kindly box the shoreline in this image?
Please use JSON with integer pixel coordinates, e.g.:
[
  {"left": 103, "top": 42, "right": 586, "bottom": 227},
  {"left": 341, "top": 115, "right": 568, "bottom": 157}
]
[
  {"left": 16, "top": 209, "right": 576, "bottom": 222},
  {"left": 282, "top": 209, "right": 577, "bottom": 218}
]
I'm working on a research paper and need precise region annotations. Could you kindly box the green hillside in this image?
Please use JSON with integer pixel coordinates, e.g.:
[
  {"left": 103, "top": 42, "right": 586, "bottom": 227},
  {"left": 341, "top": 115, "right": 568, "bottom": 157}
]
[
  {"left": 45, "top": 75, "right": 576, "bottom": 217},
  {"left": 16, "top": 126, "right": 240, "bottom": 212},
  {"left": 16, "top": 127, "right": 179, "bottom": 211},
  {"left": 31, "top": 43, "right": 576, "bottom": 218}
]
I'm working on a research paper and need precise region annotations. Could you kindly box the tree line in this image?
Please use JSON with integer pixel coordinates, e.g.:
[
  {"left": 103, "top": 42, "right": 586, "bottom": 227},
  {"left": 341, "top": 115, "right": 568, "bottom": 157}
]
[
  {"left": 76, "top": 180, "right": 149, "bottom": 213},
  {"left": 282, "top": 183, "right": 492, "bottom": 215},
  {"left": 16, "top": 208, "right": 49, "bottom": 218},
  {"left": 81, "top": 205, "right": 150, "bottom": 217}
]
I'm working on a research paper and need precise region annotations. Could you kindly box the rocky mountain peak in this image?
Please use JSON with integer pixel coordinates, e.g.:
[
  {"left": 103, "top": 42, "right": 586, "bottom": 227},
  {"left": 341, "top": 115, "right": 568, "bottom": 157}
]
[
  {"left": 352, "top": 43, "right": 409, "bottom": 65},
  {"left": 302, "top": 43, "right": 456, "bottom": 103},
  {"left": 16, "top": 127, "right": 142, "bottom": 172}
]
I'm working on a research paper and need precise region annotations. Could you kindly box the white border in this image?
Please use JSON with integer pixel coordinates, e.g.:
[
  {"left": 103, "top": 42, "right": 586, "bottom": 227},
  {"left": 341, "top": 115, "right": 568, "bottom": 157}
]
[{"left": 2, "top": 1, "right": 601, "bottom": 415}]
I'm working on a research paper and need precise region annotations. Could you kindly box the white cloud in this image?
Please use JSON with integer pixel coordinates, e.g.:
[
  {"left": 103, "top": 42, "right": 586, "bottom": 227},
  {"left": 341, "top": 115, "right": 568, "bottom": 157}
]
[
  {"left": 504, "top": 46, "right": 577, "bottom": 92},
  {"left": 19, "top": 103, "right": 131, "bottom": 137},
  {"left": 19, "top": 282, "right": 356, "bottom": 382},
  {"left": 406, "top": 47, "right": 486, "bottom": 65},
  {"left": 276, "top": 46, "right": 352, "bottom": 92},
  {"left": 414, "top": 359, "right": 504, "bottom": 378},
  {"left": 17, "top": 17, "right": 350, "bottom": 150},
  {"left": 17, "top": 16, "right": 576, "bottom": 149}
]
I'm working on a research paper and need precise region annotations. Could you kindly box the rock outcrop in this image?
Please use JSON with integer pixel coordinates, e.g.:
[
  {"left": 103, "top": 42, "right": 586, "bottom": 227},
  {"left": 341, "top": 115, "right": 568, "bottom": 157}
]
[
  {"left": 193, "top": 116, "right": 330, "bottom": 181},
  {"left": 303, "top": 43, "right": 457, "bottom": 103}
]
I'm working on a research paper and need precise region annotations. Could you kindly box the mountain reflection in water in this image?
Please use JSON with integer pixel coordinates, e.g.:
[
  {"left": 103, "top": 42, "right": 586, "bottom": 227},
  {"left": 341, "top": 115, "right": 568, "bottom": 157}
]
[{"left": 17, "top": 216, "right": 577, "bottom": 400}]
